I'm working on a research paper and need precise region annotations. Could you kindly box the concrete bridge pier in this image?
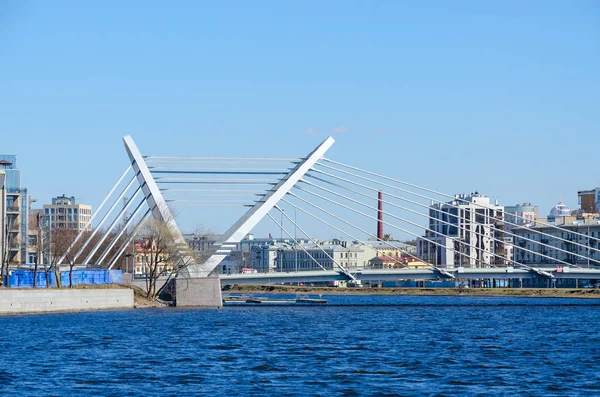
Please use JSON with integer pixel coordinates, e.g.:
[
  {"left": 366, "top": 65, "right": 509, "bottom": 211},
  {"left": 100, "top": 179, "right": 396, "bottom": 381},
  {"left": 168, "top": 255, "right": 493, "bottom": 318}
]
[{"left": 175, "top": 277, "right": 223, "bottom": 308}]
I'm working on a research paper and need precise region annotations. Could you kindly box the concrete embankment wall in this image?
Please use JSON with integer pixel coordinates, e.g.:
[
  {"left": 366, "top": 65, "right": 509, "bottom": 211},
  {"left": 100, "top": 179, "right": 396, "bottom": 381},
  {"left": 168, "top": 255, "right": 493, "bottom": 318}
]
[{"left": 0, "top": 289, "right": 134, "bottom": 315}]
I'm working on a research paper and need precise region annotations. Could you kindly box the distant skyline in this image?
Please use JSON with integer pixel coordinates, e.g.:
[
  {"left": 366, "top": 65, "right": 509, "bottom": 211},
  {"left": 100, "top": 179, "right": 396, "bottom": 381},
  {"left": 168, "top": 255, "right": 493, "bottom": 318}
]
[{"left": 1, "top": 0, "right": 598, "bottom": 236}]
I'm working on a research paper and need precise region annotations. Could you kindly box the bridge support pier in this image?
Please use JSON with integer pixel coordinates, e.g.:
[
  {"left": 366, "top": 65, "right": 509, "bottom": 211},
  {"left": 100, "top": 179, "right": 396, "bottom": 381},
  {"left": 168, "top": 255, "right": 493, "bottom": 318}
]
[{"left": 176, "top": 277, "right": 223, "bottom": 308}]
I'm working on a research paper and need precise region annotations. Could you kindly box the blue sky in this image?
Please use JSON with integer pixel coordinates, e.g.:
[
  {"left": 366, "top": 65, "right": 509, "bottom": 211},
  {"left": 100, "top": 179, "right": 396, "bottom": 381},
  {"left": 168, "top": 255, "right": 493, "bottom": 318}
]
[{"left": 1, "top": 1, "right": 598, "bottom": 238}]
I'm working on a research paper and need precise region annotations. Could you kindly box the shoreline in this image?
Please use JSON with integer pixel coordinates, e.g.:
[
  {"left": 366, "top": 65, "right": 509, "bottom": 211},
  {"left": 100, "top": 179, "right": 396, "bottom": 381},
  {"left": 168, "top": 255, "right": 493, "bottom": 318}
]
[
  {"left": 0, "top": 284, "right": 166, "bottom": 314},
  {"left": 0, "top": 287, "right": 134, "bottom": 315},
  {"left": 223, "top": 285, "right": 600, "bottom": 299}
]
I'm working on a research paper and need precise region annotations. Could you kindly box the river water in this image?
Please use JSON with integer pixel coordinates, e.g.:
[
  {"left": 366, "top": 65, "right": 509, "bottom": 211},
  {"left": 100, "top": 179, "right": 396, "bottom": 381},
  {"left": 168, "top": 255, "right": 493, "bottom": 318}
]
[{"left": 1, "top": 295, "right": 599, "bottom": 396}]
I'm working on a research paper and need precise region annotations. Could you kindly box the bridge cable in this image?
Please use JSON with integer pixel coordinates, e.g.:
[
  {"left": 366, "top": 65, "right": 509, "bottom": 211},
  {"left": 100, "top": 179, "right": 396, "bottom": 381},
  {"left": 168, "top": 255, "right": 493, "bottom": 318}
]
[
  {"left": 313, "top": 162, "right": 600, "bottom": 259},
  {"left": 70, "top": 175, "right": 139, "bottom": 264},
  {"left": 57, "top": 165, "right": 133, "bottom": 265},
  {"left": 274, "top": 204, "right": 356, "bottom": 280},
  {"left": 304, "top": 172, "right": 592, "bottom": 268},
  {"left": 107, "top": 209, "right": 152, "bottom": 270},
  {"left": 299, "top": 178, "right": 580, "bottom": 271},
  {"left": 280, "top": 199, "right": 419, "bottom": 271},
  {"left": 283, "top": 195, "right": 450, "bottom": 276},
  {"left": 319, "top": 159, "right": 600, "bottom": 246},
  {"left": 265, "top": 212, "right": 329, "bottom": 272},
  {"left": 292, "top": 187, "right": 553, "bottom": 277}
]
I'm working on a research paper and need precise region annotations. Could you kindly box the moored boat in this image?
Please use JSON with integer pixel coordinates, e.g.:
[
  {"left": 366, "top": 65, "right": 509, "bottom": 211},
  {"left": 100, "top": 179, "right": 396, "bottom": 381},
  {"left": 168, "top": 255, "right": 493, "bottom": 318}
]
[
  {"left": 222, "top": 294, "right": 327, "bottom": 305},
  {"left": 295, "top": 295, "right": 328, "bottom": 304}
]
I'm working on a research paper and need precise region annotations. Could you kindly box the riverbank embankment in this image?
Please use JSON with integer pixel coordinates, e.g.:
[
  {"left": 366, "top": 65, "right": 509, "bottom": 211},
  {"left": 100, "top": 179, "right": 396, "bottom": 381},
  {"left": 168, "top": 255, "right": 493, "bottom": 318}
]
[
  {"left": 0, "top": 287, "right": 134, "bottom": 315},
  {"left": 224, "top": 285, "right": 600, "bottom": 299}
]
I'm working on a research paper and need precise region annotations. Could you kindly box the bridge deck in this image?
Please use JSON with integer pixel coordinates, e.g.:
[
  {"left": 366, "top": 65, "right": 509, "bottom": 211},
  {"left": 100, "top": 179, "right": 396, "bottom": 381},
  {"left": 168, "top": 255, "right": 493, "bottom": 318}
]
[{"left": 219, "top": 267, "right": 600, "bottom": 285}]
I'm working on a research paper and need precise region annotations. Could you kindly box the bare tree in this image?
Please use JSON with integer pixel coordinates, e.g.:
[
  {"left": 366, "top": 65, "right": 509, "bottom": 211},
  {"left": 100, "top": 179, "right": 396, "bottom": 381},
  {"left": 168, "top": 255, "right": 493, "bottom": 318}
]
[
  {"left": 137, "top": 219, "right": 199, "bottom": 300},
  {"left": 50, "top": 228, "right": 82, "bottom": 287},
  {"left": 32, "top": 212, "right": 43, "bottom": 288},
  {"left": 32, "top": 217, "right": 52, "bottom": 288},
  {"left": 1, "top": 216, "right": 11, "bottom": 287},
  {"left": 2, "top": 215, "right": 20, "bottom": 287}
]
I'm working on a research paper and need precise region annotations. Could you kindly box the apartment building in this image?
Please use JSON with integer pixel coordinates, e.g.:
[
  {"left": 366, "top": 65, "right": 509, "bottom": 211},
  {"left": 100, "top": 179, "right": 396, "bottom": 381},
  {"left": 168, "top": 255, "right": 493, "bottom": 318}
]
[
  {"left": 504, "top": 203, "right": 538, "bottom": 231},
  {"left": 43, "top": 194, "right": 92, "bottom": 231},
  {"left": 512, "top": 198, "right": 600, "bottom": 267},
  {"left": 578, "top": 188, "right": 600, "bottom": 213},
  {"left": 0, "top": 155, "right": 29, "bottom": 265},
  {"left": 416, "top": 192, "right": 505, "bottom": 268},
  {"left": 513, "top": 219, "right": 600, "bottom": 267}
]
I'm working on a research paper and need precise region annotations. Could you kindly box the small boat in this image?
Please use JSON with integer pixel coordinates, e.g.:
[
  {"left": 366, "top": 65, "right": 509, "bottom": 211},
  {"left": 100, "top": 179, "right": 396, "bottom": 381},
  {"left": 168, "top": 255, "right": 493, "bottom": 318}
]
[
  {"left": 245, "top": 297, "right": 270, "bottom": 304},
  {"left": 295, "top": 295, "right": 328, "bottom": 304},
  {"left": 250, "top": 298, "right": 296, "bottom": 305},
  {"left": 222, "top": 295, "right": 295, "bottom": 305}
]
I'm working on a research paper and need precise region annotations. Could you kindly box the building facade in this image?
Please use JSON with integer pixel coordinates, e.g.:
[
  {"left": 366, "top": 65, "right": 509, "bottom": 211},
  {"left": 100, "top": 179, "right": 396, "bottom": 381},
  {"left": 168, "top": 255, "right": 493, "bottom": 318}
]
[
  {"left": 512, "top": 200, "right": 600, "bottom": 268},
  {"left": 273, "top": 242, "right": 373, "bottom": 272},
  {"left": 43, "top": 194, "right": 92, "bottom": 231},
  {"left": 504, "top": 203, "right": 538, "bottom": 231},
  {"left": 248, "top": 239, "right": 416, "bottom": 273},
  {"left": 0, "top": 170, "right": 6, "bottom": 268},
  {"left": 416, "top": 193, "right": 505, "bottom": 268},
  {"left": 132, "top": 239, "right": 174, "bottom": 275},
  {"left": 513, "top": 220, "right": 600, "bottom": 267},
  {"left": 578, "top": 188, "right": 600, "bottom": 213},
  {"left": 0, "top": 155, "right": 29, "bottom": 265}
]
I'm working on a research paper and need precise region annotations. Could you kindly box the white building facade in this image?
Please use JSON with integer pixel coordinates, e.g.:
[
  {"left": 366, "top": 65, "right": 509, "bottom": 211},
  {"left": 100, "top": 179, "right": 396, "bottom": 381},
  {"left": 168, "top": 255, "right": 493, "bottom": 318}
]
[
  {"left": 417, "top": 193, "right": 505, "bottom": 268},
  {"left": 513, "top": 218, "right": 600, "bottom": 268}
]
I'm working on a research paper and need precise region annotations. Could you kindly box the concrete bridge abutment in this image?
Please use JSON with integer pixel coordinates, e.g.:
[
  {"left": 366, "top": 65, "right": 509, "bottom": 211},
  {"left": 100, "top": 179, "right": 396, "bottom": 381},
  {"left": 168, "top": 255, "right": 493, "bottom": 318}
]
[{"left": 175, "top": 277, "right": 223, "bottom": 308}]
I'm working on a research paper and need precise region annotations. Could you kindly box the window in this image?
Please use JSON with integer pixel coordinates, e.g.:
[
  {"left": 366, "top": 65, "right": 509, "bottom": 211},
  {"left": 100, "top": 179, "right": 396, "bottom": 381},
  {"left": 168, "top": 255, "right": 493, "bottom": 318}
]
[
  {"left": 475, "top": 209, "right": 485, "bottom": 223},
  {"left": 74, "top": 208, "right": 78, "bottom": 214},
  {"left": 68, "top": 208, "right": 72, "bottom": 214},
  {"left": 51, "top": 208, "right": 55, "bottom": 214},
  {"left": 45, "top": 208, "right": 49, "bottom": 214}
]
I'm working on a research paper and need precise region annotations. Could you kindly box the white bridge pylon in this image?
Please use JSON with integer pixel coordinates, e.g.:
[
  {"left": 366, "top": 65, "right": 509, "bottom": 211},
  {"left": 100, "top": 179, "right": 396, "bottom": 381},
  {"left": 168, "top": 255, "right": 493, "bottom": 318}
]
[
  {"left": 188, "top": 136, "right": 348, "bottom": 278},
  {"left": 59, "top": 135, "right": 600, "bottom": 281},
  {"left": 59, "top": 135, "right": 357, "bottom": 280}
]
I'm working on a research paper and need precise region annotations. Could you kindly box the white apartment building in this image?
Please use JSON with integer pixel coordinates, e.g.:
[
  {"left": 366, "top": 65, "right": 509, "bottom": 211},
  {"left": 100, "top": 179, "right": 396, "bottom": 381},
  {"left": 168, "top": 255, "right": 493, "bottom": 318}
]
[
  {"left": 416, "top": 192, "right": 505, "bottom": 268},
  {"left": 43, "top": 194, "right": 92, "bottom": 231},
  {"left": 513, "top": 214, "right": 600, "bottom": 268}
]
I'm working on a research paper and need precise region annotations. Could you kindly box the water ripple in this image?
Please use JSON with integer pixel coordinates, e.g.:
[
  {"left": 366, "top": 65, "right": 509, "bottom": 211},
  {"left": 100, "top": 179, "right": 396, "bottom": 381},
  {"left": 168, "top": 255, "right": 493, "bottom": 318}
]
[{"left": 0, "top": 295, "right": 598, "bottom": 396}]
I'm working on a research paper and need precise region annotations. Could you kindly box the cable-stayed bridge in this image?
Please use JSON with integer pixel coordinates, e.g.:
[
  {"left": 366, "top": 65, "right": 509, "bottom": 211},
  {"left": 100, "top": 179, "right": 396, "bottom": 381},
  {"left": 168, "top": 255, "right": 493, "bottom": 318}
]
[{"left": 57, "top": 136, "right": 600, "bottom": 306}]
